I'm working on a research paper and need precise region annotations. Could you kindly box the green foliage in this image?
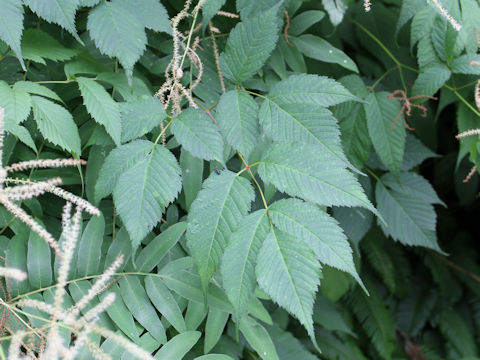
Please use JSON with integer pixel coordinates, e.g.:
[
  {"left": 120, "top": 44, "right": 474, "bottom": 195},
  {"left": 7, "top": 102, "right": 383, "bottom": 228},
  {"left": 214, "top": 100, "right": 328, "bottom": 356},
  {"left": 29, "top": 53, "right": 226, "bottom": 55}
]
[{"left": 1, "top": 0, "right": 480, "bottom": 359}]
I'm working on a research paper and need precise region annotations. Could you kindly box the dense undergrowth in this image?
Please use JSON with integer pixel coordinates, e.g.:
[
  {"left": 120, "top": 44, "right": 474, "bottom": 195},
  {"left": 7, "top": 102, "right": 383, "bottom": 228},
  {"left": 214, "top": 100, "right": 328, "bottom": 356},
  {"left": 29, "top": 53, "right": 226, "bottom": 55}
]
[{"left": 0, "top": 0, "right": 480, "bottom": 359}]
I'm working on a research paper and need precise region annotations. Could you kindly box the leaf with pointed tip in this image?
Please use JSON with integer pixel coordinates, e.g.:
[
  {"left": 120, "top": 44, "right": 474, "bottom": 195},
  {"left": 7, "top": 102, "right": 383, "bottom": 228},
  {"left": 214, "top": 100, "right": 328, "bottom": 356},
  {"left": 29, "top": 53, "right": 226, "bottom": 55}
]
[
  {"left": 256, "top": 228, "right": 320, "bottom": 341},
  {"left": 0, "top": 0, "right": 25, "bottom": 69},
  {"left": 87, "top": 0, "right": 147, "bottom": 80},
  {"left": 204, "top": 309, "right": 229, "bottom": 353},
  {"left": 187, "top": 171, "right": 254, "bottom": 292},
  {"left": 119, "top": 96, "right": 166, "bottom": 143},
  {"left": 239, "top": 316, "right": 279, "bottom": 360},
  {"left": 412, "top": 64, "right": 451, "bottom": 96},
  {"left": 220, "top": 6, "right": 279, "bottom": 83},
  {"left": 154, "top": 331, "right": 201, "bottom": 360},
  {"left": 113, "top": 143, "right": 182, "bottom": 246},
  {"left": 221, "top": 210, "right": 269, "bottom": 324},
  {"left": 217, "top": 90, "right": 259, "bottom": 159},
  {"left": 0, "top": 80, "right": 31, "bottom": 126},
  {"left": 269, "top": 199, "right": 366, "bottom": 291},
  {"left": 375, "top": 182, "right": 443, "bottom": 252},
  {"left": 202, "top": 0, "right": 226, "bottom": 29},
  {"left": 127, "top": 0, "right": 171, "bottom": 34},
  {"left": 23, "top": 0, "right": 81, "bottom": 42},
  {"left": 13, "top": 81, "right": 63, "bottom": 103},
  {"left": 27, "top": 230, "right": 52, "bottom": 289},
  {"left": 267, "top": 74, "right": 358, "bottom": 107},
  {"left": 95, "top": 140, "right": 151, "bottom": 201},
  {"left": 171, "top": 108, "right": 224, "bottom": 162},
  {"left": 260, "top": 99, "right": 354, "bottom": 172},
  {"left": 258, "top": 142, "right": 377, "bottom": 214},
  {"left": 31, "top": 96, "right": 81, "bottom": 155},
  {"left": 77, "top": 77, "right": 121, "bottom": 145},
  {"left": 364, "top": 92, "right": 405, "bottom": 176}
]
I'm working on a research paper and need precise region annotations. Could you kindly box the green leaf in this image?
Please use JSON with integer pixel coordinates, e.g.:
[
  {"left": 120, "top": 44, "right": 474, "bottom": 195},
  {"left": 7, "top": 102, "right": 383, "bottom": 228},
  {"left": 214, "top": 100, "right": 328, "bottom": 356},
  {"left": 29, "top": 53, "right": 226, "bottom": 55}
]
[
  {"left": 451, "top": 54, "right": 480, "bottom": 74},
  {"left": 402, "top": 133, "right": 438, "bottom": 170},
  {"left": 204, "top": 309, "right": 229, "bottom": 353},
  {"left": 289, "top": 10, "right": 325, "bottom": 36},
  {"left": 194, "top": 355, "right": 235, "bottom": 360},
  {"left": 381, "top": 172, "right": 445, "bottom": 206},
  {"left": 77, "top": 77, "right": 121, "bottom": 146},
  {"left": 293, "top": 34, "right": 358, "bottom": 73},
  {"left": 87, "top": 0, "right": 147, "bottom": 80},
  {"left": 0, "top": 80, "right": 31, "bottom": 125},
  {"left": 113, "top": 142, "right": 182, "bottom": 245},
  {"left": 203, "top": 0, "right": 226, "bottom": 29},
  {"left": 119, "top": 96, "right": 166, "bottom": 143},
  {"left": 76, "top": 214, "right": 105, "bottom": 277},
  {"left": 31, "top": 95, "right": 81, "bottom": 155},
  {"left": 95, "top": 140, "right": 151, "bottom": 201},
  {"left": 239, "top": 316, "right": 279, "bottom": 360},
  {"left": 187, "top": 170, "right": 254, "bottom": 291},
  {"left": 154, "top": 331, "right": 201, "bottom": 360},
  {"left": 322, "top": 0, "right": 347, "bottom": 26},
  {"left": 258, "top": 142, "right": 377, "bottom": 213},
  {"left": 256, "top": 228, "right": 320, "bottom": 340},
  {"left": 171, "top": 108, "right": 224, "bottom": 163},
  {"left": 21, "top": 29, "right": 79, "bottom": 64},
  {"left": 146, "top": 277, "right": 187, "bottom": 333},
  {"left": 396, "top": 0, "right": 426, "bottom": 37},
  {"left": 364, "top": 91, "right": 405, "bottom": 176},
  {"left": 346, "top": 278, "right": 395, "bottom": 359},
  {"left": 375, "top": 182, "right": 442, "bottom": 252},
  {"left": 221, "top": 210, "right": 269, "bottom": 325},
  {"left": 266, "top": 74, "right": 358, "bottom": 107},
  {"left": 23, "top": 0, "right": 81, "bottom": 42},
  {"left": 0, "top": 0, "right": 25, "bottom": 70},
  {"left": 220, "top": 6, "right": 280, "bottom": 83},
  {"left": 100, "top": 284, "right": 139, "bottom": 341},
  {"left": 129, "top": 0, "right": 171, "bottom": 34},
  {"left": 266, "top": 325, "right": 318, "bottom": 360},
  {"left": 27, "top": 229, "right": 52, "bottom": 289},
  {"left": 180, "top": 149, "right": 204, "bottom": 211},
  {"left": 439, "top": 310, "right": 478, "bottom": 357},
  {"left": 13, "top": 81, "right": 63, "bottom": 103},
  {"left": 119, "top": 275, "right": 166, "bottom": 344},
  {"left": 397, "top": 287, "right": 437, "bottom": 337},
  {"left": 269, "top": 198, "right": 365, "bottom": 291},
  {"left": 5, "top": 234, "right": 29, "bottom": 296},
  {"left": 216, "top": 90, "right": 259, "bottom": 159},
  {"left": 105, "top": 227, "right": 131, "bottom": 272},
  {"left": 412, "top": 64, "right": 451, "bottom": 97},
  {"left": 136, "top": 222, "right": 186, "bottom": 272},
  {"left": 259, "top": 98, "right": 354, "bottom": 172},
  {"left": 333, "top": 206, "right": 373, "bottom": 254}
]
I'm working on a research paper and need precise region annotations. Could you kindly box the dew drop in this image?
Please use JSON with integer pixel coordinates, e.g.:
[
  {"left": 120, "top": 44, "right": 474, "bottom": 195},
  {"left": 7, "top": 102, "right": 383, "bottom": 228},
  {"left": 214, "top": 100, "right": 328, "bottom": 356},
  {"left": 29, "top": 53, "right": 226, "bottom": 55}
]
[
  {"left": 263, "top": 352, "right": 267, "bottom": 356},
  {"left": 329, "top": 50, "right": 333, "bottom": 54},
  {"left": 343, "top": 60, "right": 347, "bottom": 63},
  {"left": 185, "top": 168, "right": 190, "bottom": 173}
]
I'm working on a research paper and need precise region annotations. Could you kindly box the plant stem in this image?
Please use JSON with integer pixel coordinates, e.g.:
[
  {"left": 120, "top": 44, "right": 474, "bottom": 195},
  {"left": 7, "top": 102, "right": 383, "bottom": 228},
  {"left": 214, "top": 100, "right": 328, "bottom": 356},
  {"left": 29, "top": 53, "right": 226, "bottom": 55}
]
[
  {"left": 237, "top": 153, "right": 269, "bottom": 213},
  {"left": 151, "top": 118, "right": 173, "bottom": 148}
]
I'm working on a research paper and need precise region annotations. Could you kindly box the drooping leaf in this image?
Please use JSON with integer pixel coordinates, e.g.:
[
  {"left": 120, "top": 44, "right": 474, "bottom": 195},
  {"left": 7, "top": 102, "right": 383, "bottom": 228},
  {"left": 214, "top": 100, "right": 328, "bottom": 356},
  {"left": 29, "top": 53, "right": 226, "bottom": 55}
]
[
  {"left": 375, "top": 181, "right": 442, "bottom": 252},
  {"left": 21, "top": 29, "right": 79, "bottom": 64},
  {"left": 256, "top": 228, "right": 320, "bottom": 340},
  {"left": 113, "top": 143, "right": 182, "bottom": 245},
  {"left": 187, "top": 170, "right": 254, "bottom": 291},
  {"left": 258, "top": 142, "right": 377, "bottom": 213},
  {"left": 27, "top": 230, "right": 52, "bottom": 289},
  {"left": 269, "top": 198, "right": 365, "bottom": 291},
  {"left": 119, "top": 95, "right": 166, "bottom": 143},
  {"left": 77, "top": 77, "right": 121, "bottom": 145},
  {"left": 220, "top": 6, "right": 280, "bottom": 83},
  {"left": 364, "top": 91, "right": 405, "bottom": 176},
  {"left": 76, "top": 214, "right": 104, "bottom": 277},
  {"left": 87, "top": 0, "right": 147, "bottom": 80},
  {"left": 0, "top": 0, "right": 25, "bottom": 69},
  {"left": 216, "top": 90, "right": 259, "bottom": 159},
  {"left": 23, "top": 0, "right": 81, "bottom": 42},
  {"left": 239, "top": 316, "right": 279, "bottom": 360},
  {"left": 293, "top": 34, "right": 358, "bottom": 72},
  {"left": 221, "top": 210, "right": 269, "bottom": 324},
  {"left": 412, "top": 64, "right": 451, "bottom": 96},
  {"left": 95, "top": 140, "right": 151, "bottom": 201},
  {"left": 31, "top": 95, "right": 81, "bottom": 155},
  {"left": 171, "top": 108, "right": 224, "bottom": 163},
  {"left": 204, "top": 309, "right": 229, "bottom": 353},
  {"left": 119, "top": 275, "right": 166, "bottom": 344},
  {"left": 288, "top": 10, "right": 326, "bottom": 36},
  {"left": 346, "top": 277, "right": 396, "bottom": 359},
  {"left": 146, "top": 277, "right": 187, "bottom": 333}
]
